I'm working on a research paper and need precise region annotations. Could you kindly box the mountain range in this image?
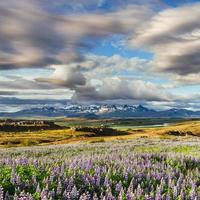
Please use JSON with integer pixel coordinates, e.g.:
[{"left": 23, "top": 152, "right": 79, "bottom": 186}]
[{"left": 0, "top": 104, "right": 200, "bottom": 118}]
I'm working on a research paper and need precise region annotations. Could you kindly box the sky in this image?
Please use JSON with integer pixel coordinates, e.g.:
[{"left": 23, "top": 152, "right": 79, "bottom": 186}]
[{"left": 0, "top": 0, "right": 200, "bottom": 111}]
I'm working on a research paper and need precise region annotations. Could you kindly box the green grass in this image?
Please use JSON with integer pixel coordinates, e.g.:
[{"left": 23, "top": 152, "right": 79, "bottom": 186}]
[{"left": 134, "top": 143, "right": 200, "bottom": 156}]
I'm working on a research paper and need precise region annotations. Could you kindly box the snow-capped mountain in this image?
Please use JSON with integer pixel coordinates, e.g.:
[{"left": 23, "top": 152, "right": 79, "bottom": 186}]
[{"left": 0, "top": 104, "right": 200, "bottom": 118}]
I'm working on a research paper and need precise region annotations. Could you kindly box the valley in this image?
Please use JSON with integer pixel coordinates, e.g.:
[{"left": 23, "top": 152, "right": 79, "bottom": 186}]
[{"left": 0, "top": 118, "right": 200, "bottom": 148}]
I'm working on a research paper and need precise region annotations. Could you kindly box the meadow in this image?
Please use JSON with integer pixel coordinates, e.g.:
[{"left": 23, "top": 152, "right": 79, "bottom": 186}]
[
  {"left": 1, "top": 138, "right": 200, "bottom": 199},
  {"left": 0, "top": 119, "right": 200, "bottom": 199}
]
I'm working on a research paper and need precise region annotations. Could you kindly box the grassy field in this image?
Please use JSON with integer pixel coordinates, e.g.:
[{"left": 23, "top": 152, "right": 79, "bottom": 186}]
[
  {"left": 0, "top": 119, "right": 200, "bottom": 148},
  {"left": 1, "top": 138, "right": 200, "bottom": 199},
  {"left": 1, "top": 119, "right": 200, "bottom": 199}
]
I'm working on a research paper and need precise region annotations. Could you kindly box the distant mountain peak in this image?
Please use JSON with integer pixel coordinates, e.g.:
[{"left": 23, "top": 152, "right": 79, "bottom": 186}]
[
  {"left": 0, "top": 103, "right": 199, "bottom": 118},
  {"left": 136, "top": 105, "right": 154, "bottom": 112},
  {"left": 137, "top": 104, "right": 146, "bottom": 109}
]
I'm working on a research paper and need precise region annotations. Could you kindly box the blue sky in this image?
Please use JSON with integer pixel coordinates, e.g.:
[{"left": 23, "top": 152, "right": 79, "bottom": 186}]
[
  {"left": 163, "top": 0, "right": 200, "bottom": 6},
  {"left": 0, "top": 0, "right": 200, "bottom": 111}
]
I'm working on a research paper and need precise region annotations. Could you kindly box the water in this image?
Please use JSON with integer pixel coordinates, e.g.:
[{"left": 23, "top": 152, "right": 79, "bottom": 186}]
[{"left": 112, "top": 123, "right": 171, "bottom": 129}]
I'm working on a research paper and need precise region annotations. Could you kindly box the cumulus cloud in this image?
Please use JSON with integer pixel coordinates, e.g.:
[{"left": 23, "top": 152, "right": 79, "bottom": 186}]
[
  {"left": 36, "top": 65, "right": 86, "bottom": 88},
  {"left": 34, "top": 55, "right": 167, "bottom": 102},
  {"left": 72, "top": 77, "right": 172, "bottom": 102},
  {"left": 131, "top": 3, "right": 200, "bottom": 79}
]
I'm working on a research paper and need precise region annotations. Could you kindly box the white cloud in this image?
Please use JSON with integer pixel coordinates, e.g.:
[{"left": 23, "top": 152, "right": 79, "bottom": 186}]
[
  {"left": 72, "top": 77, "right": 172, "bottom": 102},
  {"left": 130, "top": 3, "right": 200, "bottom": 79},
  {"left": 0, "top": 0, "right": 153, "bottom": 70},
  {"left": 36, "top": 65, "right": 86, "bottom": 88},
  {"left": 1, "top": 0, "right": 200, "bottom": 109},
  {"left": 34, "top": 55, "right": 165, "bottom": 102},
  {"left": 81, "top": 54, "right": 148, "bottom": 77}
]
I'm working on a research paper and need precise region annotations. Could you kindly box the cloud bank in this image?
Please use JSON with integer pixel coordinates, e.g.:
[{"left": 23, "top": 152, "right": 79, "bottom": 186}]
[
  {"left": 131, "top": 3, "right": 200, "bottom": 83},
  {"left": 0, "top": 0, "right": 200, "bottom": 109},
  {"left": 0, "top": 0, "right": 152, "bottom": 69},
  {"left": 72, "top": 77, "right": 172, "bottom": 102}
]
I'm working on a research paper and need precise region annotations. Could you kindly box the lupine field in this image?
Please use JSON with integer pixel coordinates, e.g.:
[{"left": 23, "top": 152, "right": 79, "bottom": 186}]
[{"left": 1, "top": 138, "right": 200, "bottom": 200}]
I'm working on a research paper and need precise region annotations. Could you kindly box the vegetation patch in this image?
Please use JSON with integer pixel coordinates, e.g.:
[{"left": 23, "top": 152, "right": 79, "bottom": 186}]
[
  {"left": 0, "top": 139, "right": 200, "bottom": 199},
  {"left": 166, "top": 130, "right": 196, "bottom": 136},
  {"left": 73, "top": 127, "right": 128, "bottom": 136}
]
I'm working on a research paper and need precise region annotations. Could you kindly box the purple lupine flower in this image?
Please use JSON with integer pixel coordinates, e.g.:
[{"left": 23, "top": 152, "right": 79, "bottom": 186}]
[
  {"left": 31, "top": 175, "right": 37, "bottom": 186},
  {"left": 94, "top": 174, "right": 101, "bottom": 186},
  {"left": 103, "top": 175, "right": 110, "bottom": 187},
  {"left": 165, "top": 193, "right": 171, "bottom": 200},
  {"left": 179, "top": 189, "right": 184, "bottom": 199},
  {"left": 56, "top": 181, "right": 62, "bottom": 196},
  {"left": 145, "top": 194, "right": 154, "bottom": 200},
  {"left": 104, "top": 186, "right": 115, "bottom": 200},
  {"left": 155, "top": 186, "right": 162, "bottom": 200},
  {"left": 67, "top": 177, "right": 74, "bottom": 192},
  {"left": 5, "top": 191, "right": 10, "bottom": 200},
  {"left": 115, "top": 181, "right": 123, "bottom": 192},
  {"left": 1, "top": 137, "right": 200, "bottom": 200},
  {"left": 41, "top": 195, "right": 48, "bottom": 200},
  {"left": 92, "top": 193, "right": 99, "bottom": 200},
  {"left": 127, "top": 184, "right": 134, "bottom": 200},
  {"left": 124, "top": 172, "right": 129, "bottom": 181},
  {"left": 41, "top": 188, "right": 48, "bottom": 200},
  {"left": 79, "top": 193, "right": 88, "bottom": 200},
  {"left": 79, "top": 192, "right": 90, "bottom": 200},
  {"left": 173, "top": 186, "right": 178, "bottom": 199},
  {"left": 136, "top": 184, "right": 142, "bottom": 198},
  {"left": 36, "top": 184, "right": 41, "bottom": 193},
  {"left": 49, "top": 191, "right": 56, "bottom": 199},
  {"left": 19, "top": 191, "right": 26, "bottom": 198},
  {"left": 0, "top": 186, "right": 3, "bottom": 200},
  {"left": 118, "top": 188, "right": 124, "bottom": 200},
  {"left": 70, "top": 185, "right": 79, "bottom": 198},
  {"left": 190, "top": 182, "right": 197, "bottom": 200},
  {"left": 13, "top": 193, "right": 18, "bottom": 200}
]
